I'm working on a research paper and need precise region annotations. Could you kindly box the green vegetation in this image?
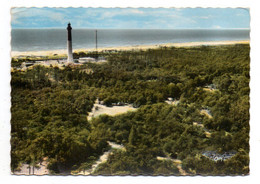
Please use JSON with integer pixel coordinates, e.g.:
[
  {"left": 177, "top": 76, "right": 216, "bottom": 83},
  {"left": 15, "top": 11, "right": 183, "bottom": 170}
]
[{"left": 11, "top": 44, "right": 250, "bottom": 175}]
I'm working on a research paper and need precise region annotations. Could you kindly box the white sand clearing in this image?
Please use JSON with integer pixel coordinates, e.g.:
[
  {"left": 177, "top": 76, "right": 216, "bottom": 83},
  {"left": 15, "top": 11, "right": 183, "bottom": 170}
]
[
  {"left": 12, "top": 159, "right": 49, "bottom": 175},
  {"left": 87, "top": 100, "right": 137, "bottom": 121}
]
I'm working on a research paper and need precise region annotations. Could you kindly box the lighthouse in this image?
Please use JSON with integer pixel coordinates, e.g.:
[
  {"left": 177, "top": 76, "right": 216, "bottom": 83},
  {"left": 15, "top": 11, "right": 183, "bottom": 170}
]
[{"left": 67, "top": 23, "right": 74, "bottom": 63}]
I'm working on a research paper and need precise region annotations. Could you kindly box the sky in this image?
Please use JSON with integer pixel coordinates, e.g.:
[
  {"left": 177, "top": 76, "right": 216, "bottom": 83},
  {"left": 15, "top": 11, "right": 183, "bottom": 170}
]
[{"left": 11, "top": 7, "right": 250, "bottom": 29}]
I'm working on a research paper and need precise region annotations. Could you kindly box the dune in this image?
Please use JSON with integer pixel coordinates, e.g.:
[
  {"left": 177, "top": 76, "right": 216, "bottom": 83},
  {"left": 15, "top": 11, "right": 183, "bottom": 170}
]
[{"left": 11, "top": 40, "right": 249, "bottom": 58}]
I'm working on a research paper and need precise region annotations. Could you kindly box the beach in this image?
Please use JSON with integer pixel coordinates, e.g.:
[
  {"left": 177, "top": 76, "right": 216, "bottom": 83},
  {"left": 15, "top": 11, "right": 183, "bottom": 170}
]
[{"left": 11, "top": 40, "right": 249, "bottom": 58}]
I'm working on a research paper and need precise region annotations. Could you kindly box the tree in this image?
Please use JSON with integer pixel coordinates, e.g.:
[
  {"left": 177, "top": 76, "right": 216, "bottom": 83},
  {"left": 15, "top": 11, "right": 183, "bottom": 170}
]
[{"left": 128, "top": 126, "right": 137, "bottom": 146}]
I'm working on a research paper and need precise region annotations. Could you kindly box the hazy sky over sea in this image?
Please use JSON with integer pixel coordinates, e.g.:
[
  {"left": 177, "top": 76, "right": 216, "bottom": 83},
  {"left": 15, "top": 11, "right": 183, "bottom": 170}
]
[{"left": 11, "top": 8, "right": 250, "bottom": 29}]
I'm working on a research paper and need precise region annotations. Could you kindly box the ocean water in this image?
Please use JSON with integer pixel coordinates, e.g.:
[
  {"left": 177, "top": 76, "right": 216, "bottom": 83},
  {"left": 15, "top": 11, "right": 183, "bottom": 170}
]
[{"left": 11, "top": 29, "right": 250, "bottom": 52}]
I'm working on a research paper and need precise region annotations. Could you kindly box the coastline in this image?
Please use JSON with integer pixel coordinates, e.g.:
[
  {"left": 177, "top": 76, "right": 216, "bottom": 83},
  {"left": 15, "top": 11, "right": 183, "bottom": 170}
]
[{"left": 11, "top": 40, "right": 250, "bottom": 57}]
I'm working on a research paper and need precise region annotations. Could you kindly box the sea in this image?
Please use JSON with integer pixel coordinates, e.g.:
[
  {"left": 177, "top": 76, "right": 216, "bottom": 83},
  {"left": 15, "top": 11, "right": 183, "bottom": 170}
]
[{"left": 11, "top": 29, "right": 250, "bottom": 52}]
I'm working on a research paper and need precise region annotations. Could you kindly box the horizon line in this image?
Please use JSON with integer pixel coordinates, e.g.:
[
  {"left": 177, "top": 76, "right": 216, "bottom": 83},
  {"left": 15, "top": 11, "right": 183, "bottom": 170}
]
[{"left": 12, "top": 27, "right": 250, "bottom": 30}]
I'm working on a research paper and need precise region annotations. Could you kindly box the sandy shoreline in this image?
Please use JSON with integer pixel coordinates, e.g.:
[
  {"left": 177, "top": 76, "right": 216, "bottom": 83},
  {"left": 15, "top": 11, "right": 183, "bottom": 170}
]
[{"left": 11, "top": 40, "right": 249, "bottom": 57}]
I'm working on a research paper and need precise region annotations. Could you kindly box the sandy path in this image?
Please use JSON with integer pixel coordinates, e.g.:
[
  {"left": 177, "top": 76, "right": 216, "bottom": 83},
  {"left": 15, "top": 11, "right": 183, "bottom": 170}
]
[
  {"left": 81, "top": 150, "right": 112, "bottom": 175},
  {"left": 11, "top": 40, "right": 249, "bottom": 57},
  {"left": 202, "top": 88, "right": 217, "bottom": 92},
  {"left": 156, "top": 156, "right": 187, "bottom": 175},
  {"left": 200, "top": 109, "right": 213, "bottom": 119},
  {"left": 76, "top": 141, "right": 125, "bottom": 175},
  {"left": 193, "top": 122, "right": 211, "bottom": 137},
  {"left": 175, "top": 163, "right": 188, "bottom": 176},
  {"left": 13, "top": 141, "right": 125, "bottom": 175},
  {"left": 165, "top": 99, "right": 179, "bottom": 106}
]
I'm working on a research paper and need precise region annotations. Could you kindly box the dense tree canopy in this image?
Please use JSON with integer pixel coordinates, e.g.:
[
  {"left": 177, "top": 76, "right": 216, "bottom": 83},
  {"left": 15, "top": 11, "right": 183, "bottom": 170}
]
[{"left": 11, "top": 44, "right": 250, "bottom": 175}]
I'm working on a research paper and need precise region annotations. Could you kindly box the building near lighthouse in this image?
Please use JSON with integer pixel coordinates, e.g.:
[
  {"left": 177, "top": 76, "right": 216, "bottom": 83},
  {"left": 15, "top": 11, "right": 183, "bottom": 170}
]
[{"left": 67, "top": 23, "right": 74, "bottom": 63}]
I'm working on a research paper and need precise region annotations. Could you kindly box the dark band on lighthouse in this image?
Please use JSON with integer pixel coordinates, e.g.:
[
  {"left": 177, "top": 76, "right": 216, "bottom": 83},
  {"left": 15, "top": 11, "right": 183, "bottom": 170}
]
[{"left": 67, "top": 23, "right": 72, "bottom": 41}]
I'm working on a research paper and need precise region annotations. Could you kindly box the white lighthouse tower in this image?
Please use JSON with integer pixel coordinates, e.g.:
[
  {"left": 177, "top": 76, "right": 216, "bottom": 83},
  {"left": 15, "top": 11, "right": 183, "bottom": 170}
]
[{"left": 67, "top": 23, "right": 74, "bottom": 63}]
